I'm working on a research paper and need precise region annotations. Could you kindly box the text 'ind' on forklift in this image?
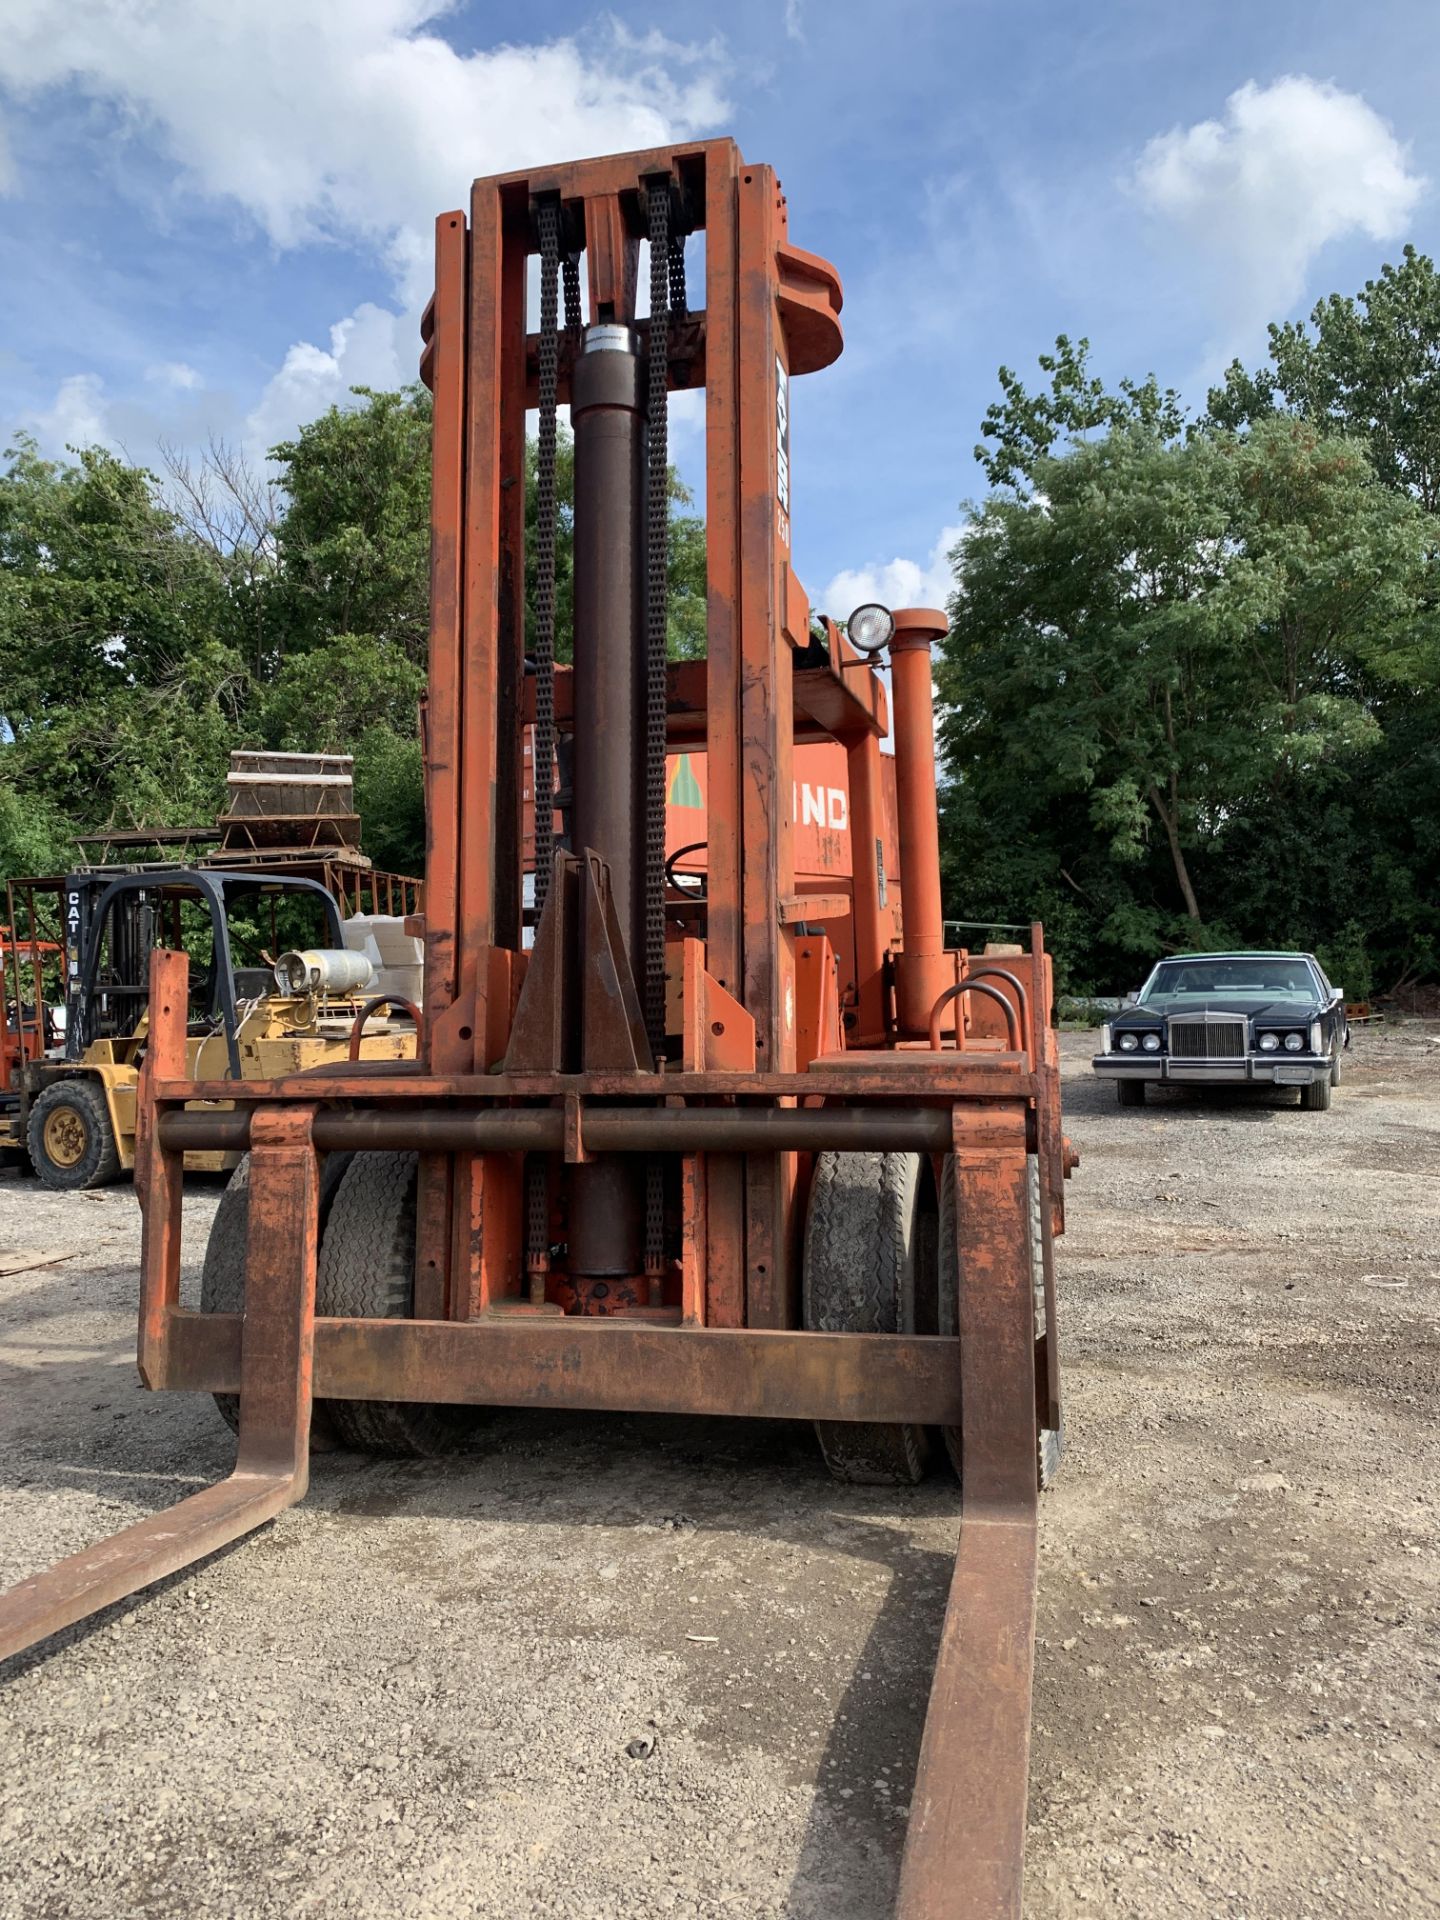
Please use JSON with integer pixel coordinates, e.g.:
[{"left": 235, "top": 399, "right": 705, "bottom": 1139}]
[{"left": 0, "top": 139, "right": 1077, "bottom": 1920}]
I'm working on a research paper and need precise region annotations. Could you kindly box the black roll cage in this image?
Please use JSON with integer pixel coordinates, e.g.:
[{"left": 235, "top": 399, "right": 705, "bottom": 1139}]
[{"left": 67, "top": 870, "right": 343, "bottom": 1078}]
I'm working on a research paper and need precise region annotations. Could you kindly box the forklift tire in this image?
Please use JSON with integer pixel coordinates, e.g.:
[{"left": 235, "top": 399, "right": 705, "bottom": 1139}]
[
  {"left": 938, "top": 1154, "right": 1063, "bottom": 1491},
  {"left": 316, "top": 1150, "right": 480, "bottom": 1457},
  {"left": 1116, "top": 1079, "right": 1145, "bottom": 1107},
  {"left": 803, "top": 1150, "right": 937, "bottom": 1486},
  {"left": 27, "top": 1080, "right": 121, "bottom": 1191},
  {"left": 201, "top": 1151, "right": 353, "bottom": 1445}
]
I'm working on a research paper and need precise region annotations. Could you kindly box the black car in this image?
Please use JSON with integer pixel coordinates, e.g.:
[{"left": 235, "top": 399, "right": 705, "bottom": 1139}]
[{"left": 1092, "top": 951, "right": 1348, "bottom": 1111}]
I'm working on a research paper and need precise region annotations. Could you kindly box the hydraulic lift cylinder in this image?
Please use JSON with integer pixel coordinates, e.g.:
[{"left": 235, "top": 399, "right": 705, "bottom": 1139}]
[
  {"left": 568, "top": 322, "right": 646, "bottom": 1279},
  {"left": 889, "top": 607, "right": 954, "bottom": 1037}
]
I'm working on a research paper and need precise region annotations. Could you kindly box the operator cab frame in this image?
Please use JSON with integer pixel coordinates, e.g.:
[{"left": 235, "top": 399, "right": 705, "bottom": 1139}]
[{"left": 65, "top": 869, "right": 344, "bottom": 1078}]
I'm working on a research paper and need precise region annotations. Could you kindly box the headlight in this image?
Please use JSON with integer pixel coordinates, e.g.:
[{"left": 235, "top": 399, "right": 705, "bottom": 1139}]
[
  {"left": 1310, "top": 1020, "right": 1323, "bottom": 1053},
  {"left": 1118, "top": 1033, "right": 1139, "bottom": 1052},
  {"left": 847, "top": 602, "right": 896, "bottom": 655},
  {"left": 1101, "top": 1023, "right": 1113, "bottom": 1053},
  {"left": 1283, "top": 1032, "right": 1304, "bottom": 1052},
  {"left": 1259, "top": 1033, "right": 1280, "bottom": 1052},
  {"left": 1141, "top": 1033, "right": 1161, "bottom": 1053}
]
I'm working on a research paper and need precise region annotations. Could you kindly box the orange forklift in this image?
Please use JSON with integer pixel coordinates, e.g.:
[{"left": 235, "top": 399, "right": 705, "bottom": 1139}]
[{"left": 0, "top": 140, "right": 1073, "bottom": 1918}]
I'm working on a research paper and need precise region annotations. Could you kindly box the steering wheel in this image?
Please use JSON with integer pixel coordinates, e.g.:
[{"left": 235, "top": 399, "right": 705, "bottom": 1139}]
[{"left": 664, "top": 842, "right": 707, "bottom": 903}]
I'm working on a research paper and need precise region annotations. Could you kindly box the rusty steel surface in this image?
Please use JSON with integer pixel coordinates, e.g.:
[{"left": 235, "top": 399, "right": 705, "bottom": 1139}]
[
  {"left": 157, "top": 1102, "right": 963, "bottom": 1156},
  {"left": 890, "top": 609, "right": 957, "bottom": 1039},
  {"left": 156, "top": 1061, "right": 1034, "bottom": 1102},
  {"left": 159, "top": 1313, "right": 966, "bottom": 1424},
  {"left": 346, "top": 993, "right": 423, "bottom": 1061},
  {"left": 897, "top": 1130, "right": 1042, "bottom": 1920},
  {"left": 929, "top": 979, "right": 1022, "bottom": 1053}
]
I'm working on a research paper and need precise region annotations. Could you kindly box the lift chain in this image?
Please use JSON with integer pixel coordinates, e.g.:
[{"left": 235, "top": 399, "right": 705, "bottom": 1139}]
[
  {"left": 532, "top": 197, "right": 562, "bottom": 922},
  {"left": 643, "top": 180, "right": 675, "bottom": 1292},
  {"left": 668, "top": 226, "right": 687, "bottom": 320},
  {"left": 644, "top": 181, "right": 671, "bottom": 1063},
  {"left": 562, "top": 249, "right": 583, "bottom": 339},
  {"left": 525, "top": 1155, "right": 550, "bottom": 1303}
]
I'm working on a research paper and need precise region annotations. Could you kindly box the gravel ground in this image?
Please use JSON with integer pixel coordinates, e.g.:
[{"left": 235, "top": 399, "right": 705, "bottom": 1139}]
[{"left": 1, "top": 1025, "right": 1437, "bottom": 1918}]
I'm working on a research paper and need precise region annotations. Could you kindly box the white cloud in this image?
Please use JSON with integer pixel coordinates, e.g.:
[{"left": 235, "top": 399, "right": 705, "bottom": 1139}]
[
  {"left": 1133, "top": 76, "right": 1424, "bottom": 335},
  {"left": 147, "top": 360, "right": 202, "bottom": 391},
  {"left": 819, "top": 524, "right": 962, "bottom": 621},
  {"left": 244, "top": 302, "right": 410, "bottom": 458},
  {"left": 0, "top": 1, "right": 730, "bottom": 450},
  {"left": 0, "top": 2, "right": 728, "bottom": 303},
  {"left": 783, "top": 0, "right": 805, "bottom": 45},
  {"left": 25, "top": 372, "right": 112, "bottom": 452}
]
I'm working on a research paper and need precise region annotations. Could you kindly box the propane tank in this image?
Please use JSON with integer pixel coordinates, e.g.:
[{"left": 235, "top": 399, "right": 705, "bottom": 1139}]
[{"left": 272, "top": 948, "right": 376, "bottom": 997}]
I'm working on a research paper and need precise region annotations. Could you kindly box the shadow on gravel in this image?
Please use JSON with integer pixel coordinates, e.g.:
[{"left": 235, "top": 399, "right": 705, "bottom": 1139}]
[
  {"left": 1, "top": 1384, "right": 962, "bottom": 1912},
  {"left": 1060, "top": 1072, "right": 1307, "bottom": 1122}
]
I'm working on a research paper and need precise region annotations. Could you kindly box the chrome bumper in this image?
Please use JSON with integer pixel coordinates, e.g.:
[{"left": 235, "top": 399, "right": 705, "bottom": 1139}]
[{"left": 1092, "top": 1054, "right": 1329, "bottom": 1086}]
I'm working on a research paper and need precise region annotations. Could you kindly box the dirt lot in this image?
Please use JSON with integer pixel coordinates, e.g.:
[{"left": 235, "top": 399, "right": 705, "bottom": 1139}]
[{"left": 1, "top": 1027, "right": 1437, "bottom": 1919}]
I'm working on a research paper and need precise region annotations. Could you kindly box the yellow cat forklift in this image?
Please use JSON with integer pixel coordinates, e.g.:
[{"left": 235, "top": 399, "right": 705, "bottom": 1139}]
[{"left": 1, "top": 866, "right": 414, "bottom": 1189}]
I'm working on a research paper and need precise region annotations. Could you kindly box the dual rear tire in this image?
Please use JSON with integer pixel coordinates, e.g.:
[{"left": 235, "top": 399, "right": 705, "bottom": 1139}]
[
  {"left": 200, "top": 1149, "right": 475, "bottom": 1457},
  {"left": 205, "top": 1143, "right": 1061, "bottom": 1482},
  {"left": 803, "top": 1149, "right": 1062, "bottom": 1491},
  {"left": 803, "top": 1151, "right": 938, "bottom": 1485}
]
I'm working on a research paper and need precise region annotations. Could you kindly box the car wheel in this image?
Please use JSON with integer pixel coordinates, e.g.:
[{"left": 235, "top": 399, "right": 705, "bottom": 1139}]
[
  {"left": 1116, "top": 1080, "right": 1145, "bottom": 1108},
  {"left": 1330, "top": 1049, "right": 1343, "bottom": 1087},
  {"left": 1300, "top": 1075, "right": 1332, "bottom": 1112}
]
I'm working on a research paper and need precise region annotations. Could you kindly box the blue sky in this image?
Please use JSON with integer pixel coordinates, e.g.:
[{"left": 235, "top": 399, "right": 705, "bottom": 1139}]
[{"left": 3, "top": 0, "right": 1438, "bottom": 616}]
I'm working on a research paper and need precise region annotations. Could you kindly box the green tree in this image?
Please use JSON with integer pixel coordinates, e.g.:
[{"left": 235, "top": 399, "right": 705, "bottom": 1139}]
[
  {"left": 268, "top": 386, "right": 434, "bottom": 667},
  {"left": 0, "top": 379, "right": 706, "bottom": 896},
  {"left": 976, "top": 334, "right": 1188, "bottom": 492},
  {"left": 0, "top": 436, "right": 244, "bottom": 867},
  {"left": 940, "top": 418, "right": 1438, "bottom": 966},
  {"left": 1208, "top": 246, "right": 1440, "bottom": 509}
]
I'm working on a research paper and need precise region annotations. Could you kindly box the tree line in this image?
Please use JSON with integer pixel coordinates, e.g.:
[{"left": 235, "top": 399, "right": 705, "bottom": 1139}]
[
  {"left": 939, "top": 250, "right": 1440, "bottom": 998},
  {"left": 3, "top": 249, "right": 1438, "bottom": 997},
  {"left": 0, "top": 389, "right": 705, "bottom": 884}
]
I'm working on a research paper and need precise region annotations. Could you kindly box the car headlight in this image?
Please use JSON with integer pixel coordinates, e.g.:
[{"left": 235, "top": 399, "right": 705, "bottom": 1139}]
[
  {"left": 1142, "top": 1033, "right": 1161, "bottom": 1053},
  {"left": 1258, "top": 1033, "right": 1280, "bottom": 1052},
  {"left": 1283, "top": 1032, "right": 1304, "bottom": 1052},
  {"left": 1310, "top": 1020, "right": 1323, "bottom": 1053},
  {"left": 1118, "top": 1033, "right": 1139, "bottom": 1052},
  {"left": 846, "top": 602, "right": 896, "bottom": 655}
]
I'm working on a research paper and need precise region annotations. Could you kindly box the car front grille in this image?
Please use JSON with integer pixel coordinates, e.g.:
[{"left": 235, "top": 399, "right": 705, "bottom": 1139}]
[{"left": 1167, "top": 1015, "right": 1247, "bottom": 1060}]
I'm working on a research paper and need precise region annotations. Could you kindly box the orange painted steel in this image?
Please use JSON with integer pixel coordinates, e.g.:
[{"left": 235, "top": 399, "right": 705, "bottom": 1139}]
[
  {"left": 0, "top": 139, "right": 1072, "bottom": 1920},
  {"left": 346, "top": 993, "right": 423, "bottom": 1061},
  {"left": 890, "top": 608, "right": 955, "bottom": 1038}
]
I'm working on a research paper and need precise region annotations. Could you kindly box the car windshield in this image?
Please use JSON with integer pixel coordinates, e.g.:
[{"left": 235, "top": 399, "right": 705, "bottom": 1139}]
[{"left": 1139, "top": 959, "right": 1317, "bottom": 1005}]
